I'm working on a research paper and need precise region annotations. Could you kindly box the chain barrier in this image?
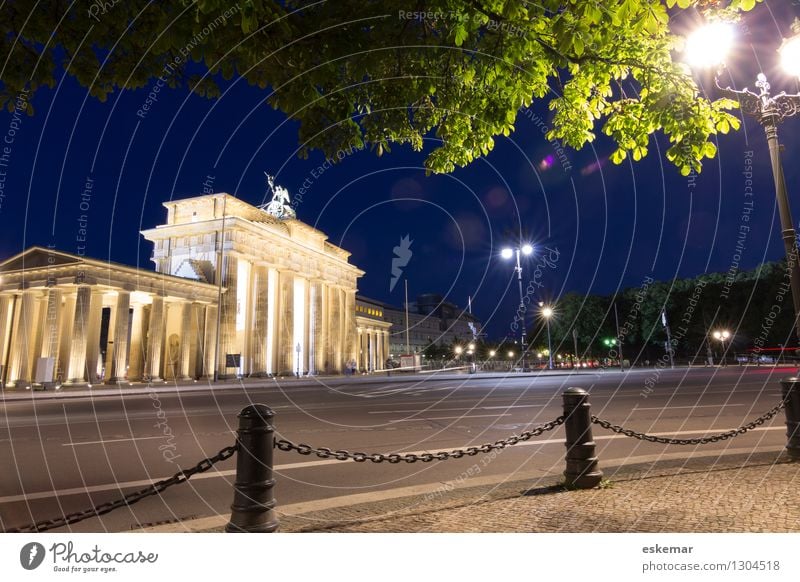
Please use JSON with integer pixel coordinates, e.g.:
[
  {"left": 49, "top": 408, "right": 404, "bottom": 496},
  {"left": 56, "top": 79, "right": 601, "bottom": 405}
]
[
  {"left": 274, "top": 416, "right": 565, "bottom": 462},
  {"left": 592, "top": 400, "right": 786, "bottom": 445},
  {"left": 6, "top": 444, "right": 238, "bottom": 533}
]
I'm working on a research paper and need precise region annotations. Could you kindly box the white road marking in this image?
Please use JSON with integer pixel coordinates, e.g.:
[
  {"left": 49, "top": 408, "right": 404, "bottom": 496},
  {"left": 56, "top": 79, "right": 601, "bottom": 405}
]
[
  {"left": 0, "top": 425, "right": 785, "bottom": 505},
  {"left": 388, "top": 413, "right": 512, "bottom": 423},
  {"left": 634, "top": 404, "right": 746, "bottom": 411},
  {"left": 61, "top": 436, "right": 169, "bottom": 447},
  {"left": 368, "top": 405, "right": 544, "bottom": 415}
]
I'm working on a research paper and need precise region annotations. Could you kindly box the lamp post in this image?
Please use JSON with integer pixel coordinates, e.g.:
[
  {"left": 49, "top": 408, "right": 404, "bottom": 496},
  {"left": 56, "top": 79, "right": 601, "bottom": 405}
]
[
  {"left": 540, "top": 304, "right": 554, "bottom": 370},
  {"left": 501, "top": 244, "right": 534, "bottom": 370},
  {"left": 687, "top": 19, "right": 800, "bottom": 346},
  {"left": 713, "top": 330, "right": 731, "bottom": 367}
]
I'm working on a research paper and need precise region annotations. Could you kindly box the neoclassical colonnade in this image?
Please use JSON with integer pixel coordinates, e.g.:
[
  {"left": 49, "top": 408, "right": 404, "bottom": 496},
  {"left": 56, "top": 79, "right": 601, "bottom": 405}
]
[
  {"left": 142, "top": 193, "right": 364, "bottom": 377},
  {"left": 0, "top": 248, "right": 219, "bottom": 387},
  {"left": 356, "top": 324, "right": 391, "bottom": 372},
  {"left": 355, "top": 299, "right": 391, "bottom": 372}
]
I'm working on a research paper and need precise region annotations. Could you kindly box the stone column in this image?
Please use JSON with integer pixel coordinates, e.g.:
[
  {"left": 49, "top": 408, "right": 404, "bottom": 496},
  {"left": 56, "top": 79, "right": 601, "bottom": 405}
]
[
  {"left": 358, "top": 329, "right": 366, "bottom": 371},
  {"left": 251, "top": 266, "right": 269, "bottom": 375},
  {"left": 309, "top": 282, "right": 324, "bottom": 375},
  {"left": 0, "top": 295, "right": 15, "bottom": 384},
  {"left": 203, "top": 305, "right": 218, "bottom": 378},
  {"left": 266, "top": 268, "right": 278, "bottom": 375},
  {"left": 218, "top": 254, "right": 238, "bottom": 378},
  {"left": 56, "top": 293, "right": 75, "bottom": 383},
  {"left": 328, "top": 286, "right": 342, "bottom": 373},
  {"left": 241, "top": 260, "right": 254, "bottom": 375},
  {"left": 344, "top": 291, "right": 357, "bottom": 369},
  {"left": 67, "top": 286, "right": 92, "bottom": 383},
  {"left": 7, "top": 291, "right": 37, "bottom": 386},
  {"left": 127, "top": 303, "right": 147, "bottom": 381},
  {"left": 179, "top": 301, "right": 193, "bottom": 380},
  {"left": 383, "top": 331, "right": 390, "bottom": 366},
  {"left": 39, "top": 289, "right": 62, "bottom": 365},
  {"left": 84, "top": 291, "right": 104, "bottom": 384},
  {"left": 376, "top": 331, "right": 384, "bottom": 370},
  {"left": 317, "top": 282, "right": 328, "bottom": 374},
  {"left": 277, "top": 271, "right": 294, "bottom": 375},
  {"left": 106, "top": 291, "right": 131, "bottom": 383},
  {"left": 145, "top": 296, "right": 165, "bottom": 382},
  {"left": 303, "top": 279, "right": 311, "bottom": 376}
]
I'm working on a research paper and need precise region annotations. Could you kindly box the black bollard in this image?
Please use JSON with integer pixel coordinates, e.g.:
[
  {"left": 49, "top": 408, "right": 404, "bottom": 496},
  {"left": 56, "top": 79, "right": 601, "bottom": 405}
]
[
  {"left": 780, "top": 378, "right": 800, "bottom": 460},
  {"left": 225, "top": 404, "right": 279, "bottom": 532},
  {"left": 562, "top": 387, "right": 603, "bottom": 489}
]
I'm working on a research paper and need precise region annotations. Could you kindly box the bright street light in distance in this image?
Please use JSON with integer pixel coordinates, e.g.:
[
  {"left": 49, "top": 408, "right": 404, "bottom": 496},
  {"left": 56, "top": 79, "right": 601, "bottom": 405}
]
[
  {"left": 684, "top": 21, "right": 735, "bottom": 68},
  {"left": 712, "top": 330, "right": 731, "bottom": 340},
  {"left": 541, "top": 306, "right": 553, "bottom": 318},
  {"left": 500, "top": 248, "right": 514, "bottom": 259},
  {"left": 521, "top": 244, "right": 534, "bottom": 255},
  {"left": 454, "top": 346, "right": 463, "bottom": 355},
  {"left": 468, "top": 343, "right": 475, "bottom": 350},
  {"left": 508, "top": 351, "right": 514, "bottom": 358},
  {"left": 489, "top": 350, "right": 496, "bottom": 357}
]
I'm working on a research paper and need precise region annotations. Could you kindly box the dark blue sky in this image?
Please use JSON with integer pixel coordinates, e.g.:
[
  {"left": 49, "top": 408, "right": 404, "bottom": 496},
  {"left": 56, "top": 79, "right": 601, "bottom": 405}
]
[{"left": 0, "top": 2, "right": 798, "bottom": 339}]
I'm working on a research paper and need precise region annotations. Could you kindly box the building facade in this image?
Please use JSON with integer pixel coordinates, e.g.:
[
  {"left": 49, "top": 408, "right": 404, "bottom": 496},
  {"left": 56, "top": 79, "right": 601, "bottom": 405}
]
[
  {"left": 0, "top": 192, "right": 365, "bottom": 387},
  {"left": 365, "top": 293, "right": 482, "bottom": 357}
]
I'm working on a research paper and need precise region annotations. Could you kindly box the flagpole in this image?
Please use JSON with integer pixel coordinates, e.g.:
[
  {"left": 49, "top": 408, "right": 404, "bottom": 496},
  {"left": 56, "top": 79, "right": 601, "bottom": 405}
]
[{"left": 404, "top": 279, "right": 410, "bottom": 354}]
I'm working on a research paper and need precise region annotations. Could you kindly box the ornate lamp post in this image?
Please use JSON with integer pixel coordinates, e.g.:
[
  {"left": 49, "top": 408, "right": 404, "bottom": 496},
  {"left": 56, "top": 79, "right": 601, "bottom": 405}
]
[
  {"left": 712, "top": 329, "right": 732, "bottom": 367},
  {"left": 687, "top": 19, "right": 800, "bottom": 345},
  {"left": 540, "top": 304, "right": 554, "bottom": 370},
  {"left": 501, "top": 244, "right": 534, "bottom": 370}
]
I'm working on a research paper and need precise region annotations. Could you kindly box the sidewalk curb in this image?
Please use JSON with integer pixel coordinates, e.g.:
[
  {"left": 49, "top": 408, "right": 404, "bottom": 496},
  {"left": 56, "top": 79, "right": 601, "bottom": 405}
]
[
  {"left": 0, "top": 369, "right": 619, "bottom": 402},
  {"left": 136, "top": 445, "right": 789, "bottom": 533}
]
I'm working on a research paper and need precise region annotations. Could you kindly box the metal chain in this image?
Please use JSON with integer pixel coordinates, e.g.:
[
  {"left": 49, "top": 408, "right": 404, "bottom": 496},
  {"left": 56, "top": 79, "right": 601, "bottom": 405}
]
[
  {"left": 5, "top": 443, "right": 238, "bottom": 533},
  {"left": 592, "top": 400, "right": 786, "bottom": 445},
  {"left": 274, "top": 416, "right": 565, "bottom": 462}
]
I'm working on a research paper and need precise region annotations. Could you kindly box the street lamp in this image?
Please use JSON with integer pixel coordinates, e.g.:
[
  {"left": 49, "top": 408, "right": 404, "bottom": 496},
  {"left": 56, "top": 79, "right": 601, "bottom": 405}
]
[
  {"left": 687, "top": 18, "right": 800, "bottom": 346},
  {"left": 501, "top": 243, "right": 534, "bottom": 370},
  {"left": 713, "top": 330, "right": 731, "bottom": 367},
  {"left": 540, "top": 304, "right": 554, "bottom": 370}
]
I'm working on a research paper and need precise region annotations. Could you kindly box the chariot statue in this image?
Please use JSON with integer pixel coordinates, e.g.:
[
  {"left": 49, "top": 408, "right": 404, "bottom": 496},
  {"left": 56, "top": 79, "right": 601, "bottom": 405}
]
[{"left": 260, "top": 173, "right": 296, "bottom": 219}]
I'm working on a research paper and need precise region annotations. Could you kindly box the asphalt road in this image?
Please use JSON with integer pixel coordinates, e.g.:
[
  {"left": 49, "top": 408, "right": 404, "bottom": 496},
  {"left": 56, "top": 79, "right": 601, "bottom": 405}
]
[{"left": 0, "top": 366, "right": 792, "bottom": 532}]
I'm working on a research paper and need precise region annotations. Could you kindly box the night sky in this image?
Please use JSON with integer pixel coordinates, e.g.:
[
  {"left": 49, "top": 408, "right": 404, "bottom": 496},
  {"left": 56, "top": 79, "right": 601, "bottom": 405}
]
[{"left": 0, "top": 2, "right": 798, "bottom": 339}]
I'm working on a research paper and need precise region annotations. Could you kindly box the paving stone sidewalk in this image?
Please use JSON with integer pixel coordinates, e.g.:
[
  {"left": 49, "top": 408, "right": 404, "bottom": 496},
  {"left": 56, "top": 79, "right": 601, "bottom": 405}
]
[{"left": 270, "top": 451, "right": 800, "bottom": 533}]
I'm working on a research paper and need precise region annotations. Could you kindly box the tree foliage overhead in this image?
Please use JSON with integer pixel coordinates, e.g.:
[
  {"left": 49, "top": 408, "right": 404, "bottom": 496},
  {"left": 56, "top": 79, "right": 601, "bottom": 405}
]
[{"left": 1, "top": 0, "right": 761, "bottom": 174}]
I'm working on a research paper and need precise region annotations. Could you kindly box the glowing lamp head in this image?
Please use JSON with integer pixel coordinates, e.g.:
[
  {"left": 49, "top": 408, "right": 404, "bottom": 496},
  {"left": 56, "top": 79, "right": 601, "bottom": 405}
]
[
  {"left": 521, "top": 244, "right": 534, "bottom": 256},
  {"left": 508, "top": 351, "right": 514, "bottom": 358},
  {"left": 489, "top": 350, "right": 496, "bottom": 357},
  {"left": 780, "top": 20, "right": 800, "bottom": 77},
  {"left": 454, "top": 346, "right": 463, "bottom": 355},
  {"left": 541, "top": 306, "right": 553, "bottom": 318},
  {"left": 685, "top": 21, "right": 735, "bottom": 69},
  {"left": 500, "top": 248, "right": 514, "bottom": 260}
]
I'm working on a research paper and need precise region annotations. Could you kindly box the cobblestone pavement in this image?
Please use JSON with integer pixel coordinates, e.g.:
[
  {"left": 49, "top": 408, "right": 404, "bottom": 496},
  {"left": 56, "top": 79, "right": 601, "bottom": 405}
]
[{"left": 271, "top": 451, "right": 800, "bottom": 533}]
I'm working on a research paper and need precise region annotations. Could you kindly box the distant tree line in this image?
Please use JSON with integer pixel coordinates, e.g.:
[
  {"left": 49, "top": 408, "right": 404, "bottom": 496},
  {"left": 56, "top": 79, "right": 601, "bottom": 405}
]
[{"left": 526, "top": 260, "right": 796, "bottom": 364}]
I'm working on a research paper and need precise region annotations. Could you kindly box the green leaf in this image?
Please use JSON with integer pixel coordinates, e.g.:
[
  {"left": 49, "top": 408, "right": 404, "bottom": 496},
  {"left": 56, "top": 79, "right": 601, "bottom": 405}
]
[{"left": 454, "top": 25, "right": 468, "bottom": 47}]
